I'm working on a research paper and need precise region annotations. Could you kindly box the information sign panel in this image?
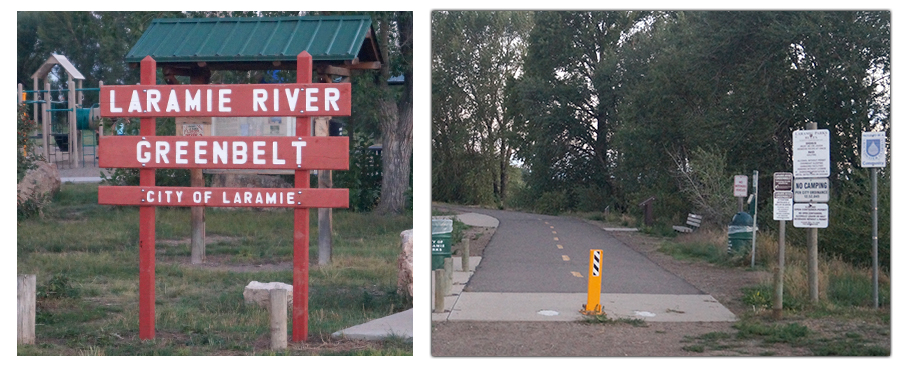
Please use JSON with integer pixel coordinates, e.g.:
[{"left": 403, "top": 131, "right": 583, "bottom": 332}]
[
  {"left": 793, "top": 203, "right": 829, "bottom": 228},
  {"left": 773, "top": 172, "right": 793, "bottom": 191},
  {"left": 861, "top": 131, "right": 886, "bottom": 168},
  {"left": 792, "top": 129, "right": 830, "bottom": 178},
  {"left": 773, "top": 191, "right": 793, "bottom": 221},
  {"left": 734, "top": 175, "right": 748, "bottom": 197},
  {"left": 793, "top": 178, "right": 829, "bottom": 202}
]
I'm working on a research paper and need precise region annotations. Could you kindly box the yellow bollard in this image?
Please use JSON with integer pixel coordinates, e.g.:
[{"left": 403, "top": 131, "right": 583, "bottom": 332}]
[{"left": 581, "top": 249, "right": 604, "bottom": 315}]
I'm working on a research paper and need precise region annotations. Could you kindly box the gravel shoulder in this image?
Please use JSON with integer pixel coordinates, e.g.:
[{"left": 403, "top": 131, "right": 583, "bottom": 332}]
[{"left": 431, "top": 208, "right": 891, "bottom": 357}]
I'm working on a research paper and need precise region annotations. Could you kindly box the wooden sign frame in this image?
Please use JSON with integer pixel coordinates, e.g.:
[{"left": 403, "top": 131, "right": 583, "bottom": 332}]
[{"left": 100, "top": 52, "right": 342, "bottom": 342}]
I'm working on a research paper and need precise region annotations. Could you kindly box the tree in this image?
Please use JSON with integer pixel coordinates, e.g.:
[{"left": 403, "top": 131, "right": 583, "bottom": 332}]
[
  {"left": 371, "top": 11, "right": 413, "bottom": 214},
  {"left": 513, "top": 11, "right": 653, "bottom": 210},
  {"left": 431, "top": 11, "right": 531, "bottom": 206}
]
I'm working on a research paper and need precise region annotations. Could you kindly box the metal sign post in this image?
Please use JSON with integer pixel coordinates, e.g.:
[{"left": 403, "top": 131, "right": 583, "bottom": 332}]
[
  {"left": 750, "top": 170, "right": 759, "bottom": 267},
  {"left": 861, "top": 131, "right": 886, "bottom": 308}
]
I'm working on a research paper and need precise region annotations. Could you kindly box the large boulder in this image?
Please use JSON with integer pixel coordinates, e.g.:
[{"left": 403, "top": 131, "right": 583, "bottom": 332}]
[
  {"left": 17, "top": 161, "right": 60, "bottom": 208},
  {"left": 397, "top": 229, "right": 413, "bottom": 298},
  {"left": 243, "top": 281, "right": 293, "bottom": 308}
]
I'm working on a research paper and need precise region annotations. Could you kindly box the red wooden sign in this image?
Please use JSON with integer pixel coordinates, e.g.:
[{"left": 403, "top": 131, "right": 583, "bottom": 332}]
[
  {"left": 99, "top": 136, "right": 349, "bottom": 170},
  {"left": 99, "top": 187, "right": 348, "bottom": 208},
  {"left": 101, "top": 83, "right": 351, "bottom": 118},
  {"left": 103, "top": 52, "right": 331, "bottom": 343}
]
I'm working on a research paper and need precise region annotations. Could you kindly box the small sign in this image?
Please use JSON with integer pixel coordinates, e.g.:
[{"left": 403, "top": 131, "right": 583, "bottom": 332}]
[
  {"left": 861, "top": 131, "right": 886, "bottom": 168},
  {"left": 793, "top": 129, "right": 830, "bottom": 178},
  {"left": 793, "top": 203, "right": 828, "bottom": 228},
  {"left": 794, "top": 178, "right": 829, "bottom": 202},
  {"left": 773, "top": 191, "right": 793, "bottom": 221},
  {"left": 773, "top": 172, "right": 793, "bottom": 191},
  {"left": 734, "top": 175, "right": 748, "bottom": 197}
]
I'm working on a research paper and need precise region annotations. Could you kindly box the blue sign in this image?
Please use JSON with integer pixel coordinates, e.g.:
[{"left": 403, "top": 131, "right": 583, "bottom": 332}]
[{"left": 861, "top": 131, "right": 886, "bottom": 168}]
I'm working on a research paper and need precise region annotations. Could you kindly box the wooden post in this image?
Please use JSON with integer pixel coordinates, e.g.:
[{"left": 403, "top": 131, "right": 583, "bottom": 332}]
[
  {"left": 316, "top": 118, "right": 333, "bottom": 266},
  {"left": 68, "top": 73, "right": 79, "bottom": 168},
  {"left": 17, "top": 274, "right": 36, "bottom": 345},
  {"left": 462, "top": 237, "right": 470, "bottom": 273},
  {"left": 434, "top": 269, "right": 445, "bottom": 313},
  {"left": 443, "top": 255, "right": 453, "bottom": 296},
  {"left": 190, "top": 168, "right": 205, "bottom": 264},
  {"left": 773, "top": 219, "right": 785, "bottom": 320},
  {"left": 292, "top": 51, "right": 313, "bottom": 342},
  {"left": 98, "top": 81, "right": 104, "bottom": 138},
  {"left": 43, "top": 82, "right": 50, "bottom": 160},
  {"left": 269, "top": 289, "right": 288, "bottom": 350},
  {"left": 138, "top": 56, "right": 158, "bottom": 340},
  {"left": 187, "top": 74, "right": 208, "bottom": 265}
]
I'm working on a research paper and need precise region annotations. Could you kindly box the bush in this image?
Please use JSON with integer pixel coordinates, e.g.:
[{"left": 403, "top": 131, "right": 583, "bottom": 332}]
[{"left": 534, "top": 190, "right": 568, "bottom": 215}]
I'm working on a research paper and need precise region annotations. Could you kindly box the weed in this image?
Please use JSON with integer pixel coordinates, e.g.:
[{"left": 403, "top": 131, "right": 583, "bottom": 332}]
[
  {"left": 682, "top": 344, "right": 705, "bottom": 353},
  {"left": 579, "top": 314, "right": 647, "bottom": 327},
  {"left": 735, "top": 321, "right": 809, "bottom": 344}
]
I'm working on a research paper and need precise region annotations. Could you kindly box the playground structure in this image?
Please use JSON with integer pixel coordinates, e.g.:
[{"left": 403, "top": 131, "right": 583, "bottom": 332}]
[{"left": 17, "top": 54, "right": 103, "bottom": 169}]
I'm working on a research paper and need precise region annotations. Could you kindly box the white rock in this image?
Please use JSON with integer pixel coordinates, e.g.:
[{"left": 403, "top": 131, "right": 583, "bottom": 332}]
[
  {"left": 243, "top": 281, "right": 293, "bottom": 308},
  {"left": 397, "top": 229, "right": 413, "bottom": 299}
]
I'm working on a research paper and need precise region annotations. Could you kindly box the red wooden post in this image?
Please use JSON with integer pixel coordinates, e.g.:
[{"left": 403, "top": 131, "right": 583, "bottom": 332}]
[
  {"left": 293, "top": 51, "right": 313, "bottom": 342},
  {"left": 139, "top": 56, "right": 157, "bottom": 340}
]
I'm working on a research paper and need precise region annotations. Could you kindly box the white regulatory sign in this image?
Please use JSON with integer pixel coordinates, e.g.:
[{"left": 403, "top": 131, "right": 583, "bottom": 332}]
[
  {"left": 773, "top": 191, "right": 793, "bottom": 221},
  {"left": 793, "top": 178, "right": 829, "bottom": 202},
  {"left": 861, "top": 131, "right": 886, "bottom": 168},
  {"left": 793, "top": 129, "right": 830, "bottom": 178},
  {"left": 793, "top": 203, "right": 828, "bottom": 228},
  {"left": 734, "top": 175, "right": 748, "bottom": 197}
]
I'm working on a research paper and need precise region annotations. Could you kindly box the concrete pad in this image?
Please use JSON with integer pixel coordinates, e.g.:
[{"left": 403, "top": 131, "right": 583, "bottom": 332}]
[
  {"left": 603, "top": 227, "right": 639, "bottom": 232},
  {"left": 443, "top": 292, "right": 735, "bottom": 323},
  {"left": 62, "top": 176, "right": 102, "bottom": 183},
  {"left": 455, "top": 213, "right": 499, "bottom": 228},
  {"left": 331, "top": 308, "right": 413, "bottom": 341}
]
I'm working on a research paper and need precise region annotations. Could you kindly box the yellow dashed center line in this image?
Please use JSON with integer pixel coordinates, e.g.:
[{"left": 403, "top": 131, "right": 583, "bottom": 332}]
[
  {"left": 571, "top": 272, "right": 583, "bottom": 278},
  {"left": 557, "top": 244, "right": 563, "bottom": 249},
  {"left": 553, "top": 237, "right": 559, "bottom": 241},
  {"left": 550, "top": 226, "right": 554, "bottom": 229},
  {"left": 562, "top": 255, "right": 570, "bottom": 261},
  {"left": 552, "top": 230, "right": 557, "bottom": 234}
]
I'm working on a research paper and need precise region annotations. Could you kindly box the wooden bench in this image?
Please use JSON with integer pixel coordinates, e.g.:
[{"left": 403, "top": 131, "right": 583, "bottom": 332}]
[{"left": 672, "top": 213, "right": 702, "bottom": 233}]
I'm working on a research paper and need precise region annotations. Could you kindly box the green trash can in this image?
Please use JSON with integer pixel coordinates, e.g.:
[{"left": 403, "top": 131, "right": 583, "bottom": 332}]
[
  {"left": 432, "top": 219, "right": 453, "bottom": 270},
  {"left": 727, "top": 212, "right": 754, "bottom": 254}
]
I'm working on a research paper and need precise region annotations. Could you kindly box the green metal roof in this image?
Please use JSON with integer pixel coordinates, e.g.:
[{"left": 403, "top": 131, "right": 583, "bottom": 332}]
[{"left": 125, "top": 15, "right": 380, "bottom": 65}]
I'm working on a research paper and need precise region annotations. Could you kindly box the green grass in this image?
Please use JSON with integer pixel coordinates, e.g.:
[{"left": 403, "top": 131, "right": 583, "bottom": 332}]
[
  {"left": 658, "top": 241, "right": 726, "bottom": 264},
  {"left": 18, "top": 183, "right": 412, "bottom": 356}
]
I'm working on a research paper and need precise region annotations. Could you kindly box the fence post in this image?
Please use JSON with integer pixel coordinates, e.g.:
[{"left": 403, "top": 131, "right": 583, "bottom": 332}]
[
  {"left": 434, "top": 269, "right": 445, "bottom": 313},
  {"left": 18, "top": 274, "right": 36, "bottom": 345},
  {"left": 462, "top": 237, "right": 470, "bottom": 273},
  {"left": 269, "top": 289, "right": 288, "bottom": 350}
]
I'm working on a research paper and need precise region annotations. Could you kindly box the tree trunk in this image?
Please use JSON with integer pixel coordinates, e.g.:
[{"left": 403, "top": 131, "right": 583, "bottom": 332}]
[
  {"left": 374, "top": 13, "right": 413, "bottom": 215},
  {"left": 375, "top": 76, "right": 413, "bottom": 214}
]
